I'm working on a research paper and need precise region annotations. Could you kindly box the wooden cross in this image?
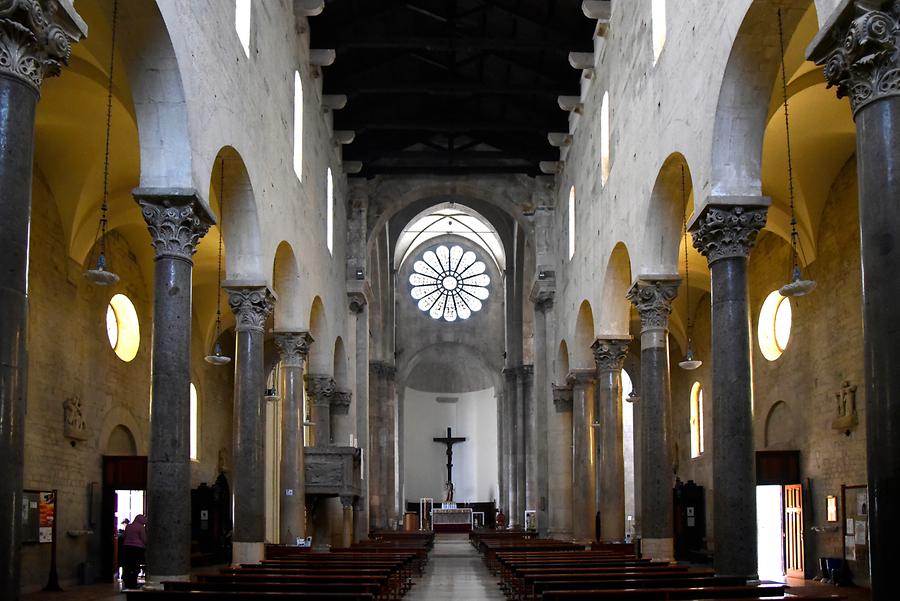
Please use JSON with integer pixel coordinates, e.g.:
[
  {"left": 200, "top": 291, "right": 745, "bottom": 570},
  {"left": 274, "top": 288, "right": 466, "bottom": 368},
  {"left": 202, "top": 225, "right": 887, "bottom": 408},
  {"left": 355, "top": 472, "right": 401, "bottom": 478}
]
[{"left": 433, "top": 427, "right": 467, "bottom": 486}]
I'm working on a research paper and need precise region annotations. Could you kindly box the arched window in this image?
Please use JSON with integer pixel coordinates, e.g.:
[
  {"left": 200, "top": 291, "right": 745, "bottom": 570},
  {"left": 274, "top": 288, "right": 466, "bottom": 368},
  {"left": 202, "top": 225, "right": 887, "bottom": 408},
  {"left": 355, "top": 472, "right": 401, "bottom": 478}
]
[
  {"left": 690, "top": 382, "right": 704, "bottom": 458},
  {"left": 568, "top": 186, "right": 576, "bottom": 260},
  {"left": 190, "top": 383, "right": 199, "bottom": 461},
  {"left": 651, "top": 0, "right": 666, "bottom": 64},
  {"left": 326, "top": 167, "right": 334, "bottom": 254},
  {"left": 758, "top": 291, "right": 792, "bottom": 361},
  {"left": 600, "top": 92, "right": 610, "bottom": 185},
  {"left": 293, "top": 71, "right": 303, "bottom": 182},
  {"left": 235, "top": 0, "right": 251, "bottom": 58},
  {"left": 106, "top": 294, "right": 140, "bottom": 362}
]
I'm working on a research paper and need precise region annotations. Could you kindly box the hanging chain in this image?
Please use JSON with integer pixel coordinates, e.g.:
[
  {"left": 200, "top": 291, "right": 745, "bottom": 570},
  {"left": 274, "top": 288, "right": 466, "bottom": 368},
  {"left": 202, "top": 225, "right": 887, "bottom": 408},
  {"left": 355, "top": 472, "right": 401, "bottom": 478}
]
[
  {"left": 99, "top": 0, "right": 119, "bottom": 259},
  {"left": 215, "top": 157, "right": 226, "bottom": 338},
  {"left": 681, "top": 164, "right": 692, "bottom": 334},
  {"left": 778, "top": 8, "right": 800, "bottom": 272}
]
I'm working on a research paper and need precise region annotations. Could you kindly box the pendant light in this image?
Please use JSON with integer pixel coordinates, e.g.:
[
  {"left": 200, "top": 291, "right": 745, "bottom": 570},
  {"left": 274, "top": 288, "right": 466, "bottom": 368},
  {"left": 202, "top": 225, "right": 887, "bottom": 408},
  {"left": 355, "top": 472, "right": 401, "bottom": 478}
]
[
  {"left": 776, "top": 8, "right": 816, "bottom": 298},
  {"left": 205, "top": 158, "right": 232, "bottom": 366},
  {"left": 678, "top": 164, "right": 702, "bottom": 371},
  {"left": 84, "top": 0, "right": 120, "bottom": 287}
]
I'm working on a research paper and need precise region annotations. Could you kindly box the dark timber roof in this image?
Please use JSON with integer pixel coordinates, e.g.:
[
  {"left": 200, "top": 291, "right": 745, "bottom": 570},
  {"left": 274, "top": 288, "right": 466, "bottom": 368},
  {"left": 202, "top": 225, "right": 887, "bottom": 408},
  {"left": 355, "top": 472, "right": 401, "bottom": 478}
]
[{"left": 310, "top": 0, "right": 595, "bottom": 177}]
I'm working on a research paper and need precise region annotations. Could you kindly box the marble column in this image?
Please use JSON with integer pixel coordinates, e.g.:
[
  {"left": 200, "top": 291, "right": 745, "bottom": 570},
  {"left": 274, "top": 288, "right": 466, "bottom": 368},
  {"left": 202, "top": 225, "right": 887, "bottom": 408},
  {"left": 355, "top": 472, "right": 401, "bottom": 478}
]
[
  {"left": 592, "top": 336, "right": 631, "bottom": 542},
  {"left": 690, "top": 203, "right": 767, "bottom": 578},
  {"left": 306, "top": 375, "right": 335, "bottom": 447},
  {"left": 225, "top": 284, "right": 276, "bottom": 564},
  {"left": 502, "top": 368, "right": 519, "bottom": 526},
  {"left": 349, "top": 291, "right": 370, "bottom": 541},
  {"left": 809, "top": 7, "right": 900, "bottom": 597},
  {"left": 627, "top": 276, "right": 679, "bottom": 561},
  {"left": 548, "top": 384, "right": 573, "bottom": 539},
  {"left": 568, "top": 368, "right": 597, "bottom": 541},
  {"left": 0, "top": 5, "right": 84, "bottom": 597},
  {"left": 274, "top": 331, "right": 313, "bottom": 544},
  {"left": 137, "top": 191, "right": 213, "bottom": 579}
]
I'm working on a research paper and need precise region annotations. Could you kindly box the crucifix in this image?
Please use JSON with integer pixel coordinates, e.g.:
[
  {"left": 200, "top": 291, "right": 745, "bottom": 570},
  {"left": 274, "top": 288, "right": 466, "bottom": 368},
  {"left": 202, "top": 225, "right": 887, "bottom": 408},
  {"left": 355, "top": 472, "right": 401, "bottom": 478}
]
[{"left": 433, "top": 427, "right": 467, "bottom": 499}]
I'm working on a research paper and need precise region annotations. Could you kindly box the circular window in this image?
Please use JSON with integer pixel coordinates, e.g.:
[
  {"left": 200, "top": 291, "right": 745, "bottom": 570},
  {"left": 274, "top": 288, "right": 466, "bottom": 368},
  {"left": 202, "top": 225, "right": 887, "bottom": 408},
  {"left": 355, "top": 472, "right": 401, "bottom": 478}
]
[
  {"left": 758, "top": 291, "right": 792, "bottom": 361},
  {"left": 409, "top": 244, "right": 491, "bottom": 322},
  {"left": 106, "top": 294, "right": 140, "bottom": 362}
]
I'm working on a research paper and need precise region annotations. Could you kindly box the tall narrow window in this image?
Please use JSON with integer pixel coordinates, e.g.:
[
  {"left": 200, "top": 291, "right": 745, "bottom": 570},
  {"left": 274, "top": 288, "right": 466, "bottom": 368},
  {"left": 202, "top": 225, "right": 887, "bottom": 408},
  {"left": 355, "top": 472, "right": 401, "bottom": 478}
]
[
  {"left": 690, "top": 382, "right": 704, "bottom": 458},
  {"left": 235, "top": 0, "right": 251, "bottom": 58},
  {"left": 326, "top": 168, "right": 334, "bottom": 254},
  {"left": 190, "top": 383, "right": 199, "bottom": 460},
  {"left": 293, "top": 71, "right": 303, "bottom": 181},
  {"left": 651, "top": 0, "right": 666, "bottom": 64},
  {"left": 600, "top": 92, "right": 610, "bottom": 185},
  {"left": 568, "top": 186, "right": 576, "bottom": 260}
]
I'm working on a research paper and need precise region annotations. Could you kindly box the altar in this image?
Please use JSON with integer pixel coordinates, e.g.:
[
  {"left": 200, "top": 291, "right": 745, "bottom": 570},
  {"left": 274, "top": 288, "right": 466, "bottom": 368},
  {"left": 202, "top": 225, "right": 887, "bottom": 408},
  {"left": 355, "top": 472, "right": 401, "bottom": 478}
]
[{"left": 432, "top": 507, "right": 473, "bottom": 533}]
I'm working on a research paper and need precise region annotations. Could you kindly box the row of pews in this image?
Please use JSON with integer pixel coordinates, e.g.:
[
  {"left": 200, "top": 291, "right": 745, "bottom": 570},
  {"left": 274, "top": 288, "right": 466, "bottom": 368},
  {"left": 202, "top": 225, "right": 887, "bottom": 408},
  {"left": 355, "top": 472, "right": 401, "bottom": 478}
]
[
  {"left": 472, "top": 531, "right": 846, "bottom": 601},
  {"left": 126, "top": 531, "right": 434, "bottom": 601}
]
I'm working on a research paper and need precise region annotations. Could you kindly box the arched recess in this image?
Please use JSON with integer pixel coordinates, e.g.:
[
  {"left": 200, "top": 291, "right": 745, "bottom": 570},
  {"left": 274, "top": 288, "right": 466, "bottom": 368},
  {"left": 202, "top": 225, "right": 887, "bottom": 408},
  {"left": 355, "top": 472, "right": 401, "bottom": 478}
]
[
  {"left": 333, "top": 337, "right": 348, "bottom": 389},
  {"left": 572, "top": 301, "right": 596, "bottom": 369},
  {"left": 556, "top": 340, "right": 570, "bottom": 384},
  {"left": 400, "top": 342, "right": 498, "bottom": 393},
  {"left": 107, "top": 425, "right": 137, "bottom": 456},
  {"left": 98, "top": 405, "right": 147, "bottom": 456},
  {"left": 598, "top": 243, "right": 634, "bottom": 336},
  {"left": 272, "top": 241, "right": 303, "bottom": 330},
  {"left": 216, "top": 146, "right": 264, "bottom": 281},
  {"left": 645, "top": 153, "right": 696, "bottom": 272},
  {"left": 308, "top": 296, "right": 330, "bottom": 373},
  {"left": 708, "top": 0, "right": 810, "bottom": 198},
  {"left": 764, "top": 400, "right": 797, "bottom": 449}
]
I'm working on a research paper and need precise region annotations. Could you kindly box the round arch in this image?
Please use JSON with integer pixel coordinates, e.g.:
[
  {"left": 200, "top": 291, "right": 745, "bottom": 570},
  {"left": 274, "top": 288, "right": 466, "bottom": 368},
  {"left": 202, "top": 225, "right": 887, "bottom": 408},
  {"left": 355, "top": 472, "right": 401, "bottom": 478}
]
[
  {"left": 272, "top": 241, "right": 303, "bottom": 330},
  {"left": 307, "top": 296, "right": 330, "bottom": 373},
  {"left": 598, "top": 242, "right": 634, "bottom": 336},
  {"left": 572, "top": 301, "right": 596, "bottom": 369}
]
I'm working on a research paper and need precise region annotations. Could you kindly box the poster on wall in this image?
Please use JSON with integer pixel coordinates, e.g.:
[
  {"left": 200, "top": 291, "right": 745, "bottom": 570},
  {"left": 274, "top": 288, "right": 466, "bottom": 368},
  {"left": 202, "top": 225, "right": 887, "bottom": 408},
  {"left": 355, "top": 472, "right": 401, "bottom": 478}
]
[{"left": 38, "top": 491, "right": 55, "bottom": 543}]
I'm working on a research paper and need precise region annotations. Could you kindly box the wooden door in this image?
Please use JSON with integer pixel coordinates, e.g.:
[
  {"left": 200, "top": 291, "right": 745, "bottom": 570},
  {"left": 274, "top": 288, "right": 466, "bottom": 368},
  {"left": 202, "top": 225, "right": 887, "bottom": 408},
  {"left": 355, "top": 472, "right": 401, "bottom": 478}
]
[{"left": 784, "top": 484, "right": 804, "bottom": 577}]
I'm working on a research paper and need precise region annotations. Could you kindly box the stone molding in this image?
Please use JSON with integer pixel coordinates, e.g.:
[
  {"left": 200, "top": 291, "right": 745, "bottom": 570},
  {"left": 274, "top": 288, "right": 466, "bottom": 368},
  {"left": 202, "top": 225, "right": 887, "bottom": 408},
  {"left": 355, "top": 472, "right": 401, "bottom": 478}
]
[
  {"left": 551, "top": 384, "right": 574, "bottom": 413},
  {"left": 273, "top": 331, "right": 313, "bottom": 368},
  {"left": 224, "top": 285, "right": 275, "bottom": 333},
  {"left": 592, "top": 336, "right": 631, "bottom": 372},
  {"left": 566, "top": 368, "right": 597, "bottom": 388},
  {"left": 0, "top": 0, "right": 85, "bottom": 93},
  {"left": 331, "top": 388, "right": 352, "bottom": 415},
  {"left": 809, "top": 1, "right": 900, "bottom": 116},
  {"left": 306, "top": 374, "right": 336, "bottom": 406},
  {"left": 137, "top": 191, "right": 214, "bottom": 262},
  {"left": 369, "top": 360, "right": 396, "bottom": 379},
  {"left": 627, "top": 278, "right": 680, "bottom": 332},
  {"left": 690, "top": 205, "right": 768, "bottom": 264},
  {"left": 348, "top": 290, "right": 367, "bottom": 313}
]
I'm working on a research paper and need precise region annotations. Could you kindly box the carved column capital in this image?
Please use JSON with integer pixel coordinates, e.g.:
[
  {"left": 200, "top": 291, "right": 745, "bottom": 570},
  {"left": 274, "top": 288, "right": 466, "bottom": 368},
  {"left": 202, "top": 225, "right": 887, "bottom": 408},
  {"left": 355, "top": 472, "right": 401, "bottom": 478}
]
[
  {"left": 552, "top": 384, "right": 573, "bottom": 413},
  {"left": 136, "top": 190, "right": 215, "bottom": 262},
  {"left": 224, "top": 284, "right": 275, "bottom": 333},
  {"left": 566, "top": 368, "right": 597, "bottom": 388},
  {"left": 273, "top": 330, "right": 313, "bottom": 368},
  {"left": 0, "top": 0, "right": 85, "bottom": 94},
  {"left": 348, "top": 291, "right": 367, "bottom": 313},
  {"left": 331, "top": 388, "right": 352, "bottom": 415},
  {"left": 592, "top": 336, "right": 631, "bottom": 372},
  {"left": 305, "top": 374, "right": 335, "bottom": 406},
  {"left": 689, "top": 203, "right": 768, "bottom": 265},
  {"left": 627, "top": 276, "right": 680, "bottom": 332},
  {"left": 808, "top": 1, "right": 900, "bottom": 116}
]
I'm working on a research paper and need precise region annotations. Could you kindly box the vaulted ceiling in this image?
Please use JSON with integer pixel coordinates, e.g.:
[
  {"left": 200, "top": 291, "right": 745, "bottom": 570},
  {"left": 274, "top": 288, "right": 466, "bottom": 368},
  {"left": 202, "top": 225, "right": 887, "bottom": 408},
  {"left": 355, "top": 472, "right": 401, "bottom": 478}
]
[{"left": 310, "top": 0, "right": 596, "bottom": 177}]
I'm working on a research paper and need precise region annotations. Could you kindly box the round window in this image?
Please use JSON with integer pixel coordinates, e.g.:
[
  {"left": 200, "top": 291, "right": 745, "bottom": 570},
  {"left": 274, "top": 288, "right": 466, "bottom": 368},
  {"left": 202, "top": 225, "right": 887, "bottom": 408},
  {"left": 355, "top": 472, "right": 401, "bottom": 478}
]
[
  {"left": 106, "top": 294, "right": 140, "bottom": 362},
  {"left": 409, "top": 244, "right": 491, "bottom": 322},
  {"left": 758, "top": 291, "right": 792, "bottom": 361}
]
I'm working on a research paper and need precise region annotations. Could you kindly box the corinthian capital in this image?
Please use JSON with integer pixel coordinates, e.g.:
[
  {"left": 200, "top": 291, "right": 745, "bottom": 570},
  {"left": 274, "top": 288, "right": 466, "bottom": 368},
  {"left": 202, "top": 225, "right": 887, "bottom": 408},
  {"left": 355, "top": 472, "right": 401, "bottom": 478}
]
[
  {"left": 0, "top": 0, "right": 86, "bottom": 93},
  {"left": 592, "top": 336, "right": 631, "bottom": 371},
  {"left": 331, "top": 388, "right": 352, "bottom": 415},
  {"left": 274, "top": 330, "right": 313, "bottom": 368},
  {"left": 689, "top": 202, "right": 768, "bottom": 264},
  {"left": 808, "top": 1, "right": 900, "bottom": 116},
  {"left": 224, "top": 284, "right": 275, "bottom": 333},
  {"left": 135, "top": 189, "right": 214, "bottom": 262},
  {"left": 305, "top": 374, "right": 336, "bottom": 405},
  {"left": 627, "top": 276, "right": 680, "bottom": 332}
]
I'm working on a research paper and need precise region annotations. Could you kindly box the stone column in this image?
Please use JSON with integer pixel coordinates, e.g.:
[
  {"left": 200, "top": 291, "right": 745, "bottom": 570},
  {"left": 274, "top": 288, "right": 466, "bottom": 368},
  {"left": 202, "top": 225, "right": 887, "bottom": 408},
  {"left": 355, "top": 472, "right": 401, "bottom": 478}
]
[
  {"left": 627, "top": 276, "right": 680, "bottom": 561},
  {"left": 548, "top": 384, "right": 573, "bottom": 539},
  {"left": 274, "top": 331, "right": 313, "bottom": 544},
  {"left": 331, "top": 388, "right": 353, "bottom": 444},
  {"left": 225, "top": 284, "right": 276, "bottom": 564},
  {"left": 137, "top": 191, "right": 213, "bottom": 579},
  {"left": 497, "top": 384, "right": 509, "bottom": 521},
  {"left": 306, "top": 375, "right": 335, "bottom": 447},
  {"left": 531, "top": 294, "right": 554, "bottom": 536},
  {"left": 349, "top": 291, "right": 370, "bottom": 541},
  {"left": 369, "top": 361, "right": 397, "bottom": 529},
  {"left": 568, "top": 368, "right": 597, "bottom": 541},
  {"left": 517, "top": 366, "right": 531, "bottom": 520},
  {"left": 690, "top": 203, "right": 767, "bottom": 577},
  {"left": 809, "top": 7, "right": 900, "bottom": 597},
  {"left": 0, "top": 5, "right": 84, "bottom": 597},
  {"left": 502, "top": 367, "right": 519, "bottom": 526},
  {"left": 340, "top": 496, "right": 354, "bottom": 548},
  {"left": 592, "top": 336, "right": 631, "bottom": 542}
]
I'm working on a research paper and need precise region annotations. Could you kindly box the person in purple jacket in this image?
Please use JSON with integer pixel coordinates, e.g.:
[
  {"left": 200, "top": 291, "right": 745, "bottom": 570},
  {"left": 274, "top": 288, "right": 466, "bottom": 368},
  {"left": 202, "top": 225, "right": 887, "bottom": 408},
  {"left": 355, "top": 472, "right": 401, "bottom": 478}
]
[{"left": 121, "top": 514, "right": 147, "bottom": 589}]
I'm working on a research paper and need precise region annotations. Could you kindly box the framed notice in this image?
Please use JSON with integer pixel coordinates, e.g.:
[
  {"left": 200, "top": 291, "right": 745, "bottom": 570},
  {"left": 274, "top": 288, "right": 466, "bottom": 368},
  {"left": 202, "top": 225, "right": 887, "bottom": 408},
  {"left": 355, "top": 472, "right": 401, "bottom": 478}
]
[{"left": 22, "top": 490, "right": 56, "bottom": 544}]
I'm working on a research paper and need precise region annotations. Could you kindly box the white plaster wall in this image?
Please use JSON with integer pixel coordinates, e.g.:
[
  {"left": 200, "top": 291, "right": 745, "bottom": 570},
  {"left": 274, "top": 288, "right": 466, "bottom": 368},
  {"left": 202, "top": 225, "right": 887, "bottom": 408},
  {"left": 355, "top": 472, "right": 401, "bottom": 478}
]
[{"left": 402, "top": 388, "right": 499, "bottom": 505}]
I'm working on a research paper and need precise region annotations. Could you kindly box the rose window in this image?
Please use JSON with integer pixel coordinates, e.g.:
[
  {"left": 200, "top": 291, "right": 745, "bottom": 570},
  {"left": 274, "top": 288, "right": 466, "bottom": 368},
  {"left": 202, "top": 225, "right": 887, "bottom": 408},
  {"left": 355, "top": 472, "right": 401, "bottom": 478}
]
[{"left": 409, "top": 245, "right": 491, "bottom": 321}]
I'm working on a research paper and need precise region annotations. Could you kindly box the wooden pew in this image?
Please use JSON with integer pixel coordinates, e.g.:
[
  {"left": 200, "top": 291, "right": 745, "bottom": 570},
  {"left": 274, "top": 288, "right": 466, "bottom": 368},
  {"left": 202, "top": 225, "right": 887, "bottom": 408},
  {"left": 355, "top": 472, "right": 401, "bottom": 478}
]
[{"left": 126, "top": 592, "right": 374, "bottom": 601}]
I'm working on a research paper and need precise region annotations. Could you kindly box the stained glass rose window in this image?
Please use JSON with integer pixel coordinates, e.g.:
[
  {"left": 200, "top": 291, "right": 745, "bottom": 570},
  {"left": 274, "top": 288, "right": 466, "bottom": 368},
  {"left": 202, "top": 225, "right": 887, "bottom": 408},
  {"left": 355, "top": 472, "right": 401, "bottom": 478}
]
[{"left": 409, "top": 245, "right": 490, "bottom": 321}]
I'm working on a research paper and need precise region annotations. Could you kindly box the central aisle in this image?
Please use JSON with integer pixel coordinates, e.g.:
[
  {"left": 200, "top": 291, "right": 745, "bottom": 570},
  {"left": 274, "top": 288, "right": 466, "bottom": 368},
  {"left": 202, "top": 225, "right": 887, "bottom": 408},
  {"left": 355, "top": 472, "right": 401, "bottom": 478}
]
[{"left": 407, "top": 533, "right": 506, "bottom": 601}]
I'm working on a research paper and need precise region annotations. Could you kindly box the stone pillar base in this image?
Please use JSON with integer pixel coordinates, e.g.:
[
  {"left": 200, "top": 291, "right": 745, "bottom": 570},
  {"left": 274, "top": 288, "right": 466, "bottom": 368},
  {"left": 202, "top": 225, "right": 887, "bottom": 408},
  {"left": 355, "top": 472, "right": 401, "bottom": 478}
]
[
  {"left": 232, "top": 541, "right": 265, "bottom": 565},
  {"left": 641, "top": 537, "right": 674, "bottom": 561}
]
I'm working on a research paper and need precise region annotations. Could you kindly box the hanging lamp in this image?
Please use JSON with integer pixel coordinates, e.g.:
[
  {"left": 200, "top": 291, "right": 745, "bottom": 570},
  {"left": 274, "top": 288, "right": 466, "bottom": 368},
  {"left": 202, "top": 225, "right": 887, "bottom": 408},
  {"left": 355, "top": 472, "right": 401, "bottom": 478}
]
[
  {"left": 84, "top": 0, "right": 121, "bottom": 286},
  {"left": 205, "top": 158, "right": 232, "bottom": 366},
  {"left": 776, "top": 8, "right": 816, "bottom": 298},
  {"left": 678, "top": 165, "right": 702, "bottom": 371}
]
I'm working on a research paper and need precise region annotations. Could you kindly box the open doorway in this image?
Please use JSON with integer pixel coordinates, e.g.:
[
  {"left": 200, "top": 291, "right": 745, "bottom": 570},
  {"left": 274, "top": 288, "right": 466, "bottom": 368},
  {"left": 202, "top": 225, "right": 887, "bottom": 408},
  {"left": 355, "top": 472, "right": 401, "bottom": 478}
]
[
  {"left": 756, "top": 451, "right": 804, "bottom": 582},
  {"left": 101, "top": 456, "right": 147, "bottom": 581}
]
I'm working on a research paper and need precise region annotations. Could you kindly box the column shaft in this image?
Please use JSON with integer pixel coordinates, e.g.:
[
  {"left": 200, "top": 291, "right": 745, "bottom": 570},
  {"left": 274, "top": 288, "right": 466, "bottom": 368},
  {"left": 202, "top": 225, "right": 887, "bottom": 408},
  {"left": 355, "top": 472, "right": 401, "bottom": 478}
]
[
  {"left": 353, "top": 304, "right": 370, "bottom": 541},
  {"left": 503, "top": 369, "right": 518, "bottom": 525},
  {"left": 568, "top": 369, "right": 597, "bottom": 541},
  {"left": 527, "top": 308, "right": 547, "bottom": 528},
  {"left": 516, "top": 367, "right": 529, "bottom": 520},
  {"left": 548, "top": 386, "right": 573, "bottom": 539}
]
